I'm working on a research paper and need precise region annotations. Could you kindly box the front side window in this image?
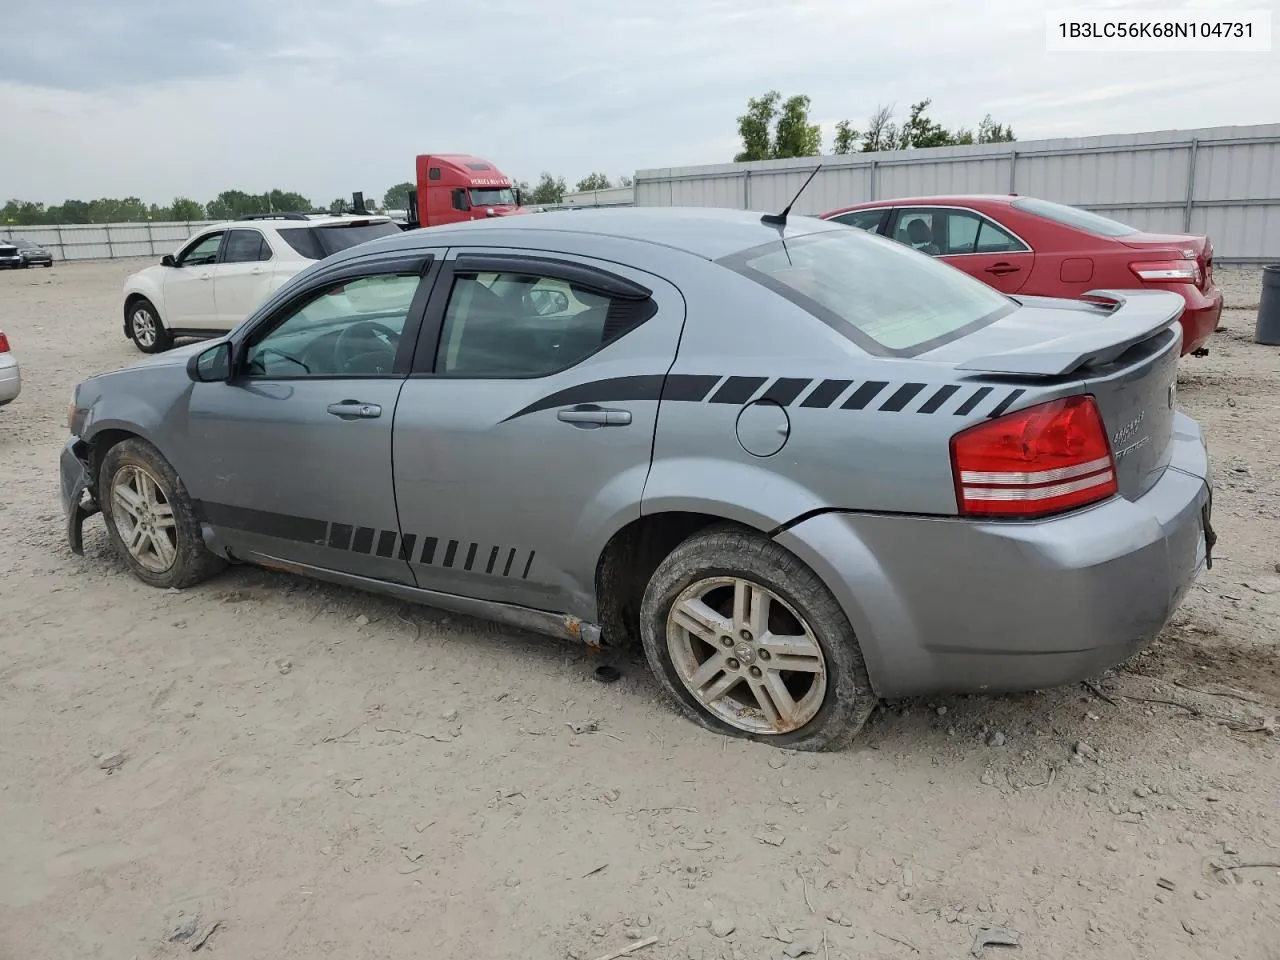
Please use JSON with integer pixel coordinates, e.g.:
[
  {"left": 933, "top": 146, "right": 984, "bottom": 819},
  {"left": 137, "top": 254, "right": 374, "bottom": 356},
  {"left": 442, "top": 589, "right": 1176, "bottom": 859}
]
[
  {"left": 177, "top": 232, "right": 224, "bottom": 267},
  {"left": 243, "top": 273, "right": 422, "bottom": 378},
  {"left": 722, "top": 229, "right": 1015, "bottom": 355},
  {"left": 222, "top": 229, "right": 271, "bottom": 264},
  {"left": 451, "top": 189, "right": 469, "bottom": 212},
  {"left": 435, "top": 268, "right": 646, "bottom": 377}
]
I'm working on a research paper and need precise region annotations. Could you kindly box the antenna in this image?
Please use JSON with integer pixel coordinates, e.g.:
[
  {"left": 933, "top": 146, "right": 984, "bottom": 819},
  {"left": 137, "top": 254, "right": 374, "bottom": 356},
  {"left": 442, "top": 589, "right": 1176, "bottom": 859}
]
[{"left": 761, "top": 163, "right": 823, "bottom": 227}]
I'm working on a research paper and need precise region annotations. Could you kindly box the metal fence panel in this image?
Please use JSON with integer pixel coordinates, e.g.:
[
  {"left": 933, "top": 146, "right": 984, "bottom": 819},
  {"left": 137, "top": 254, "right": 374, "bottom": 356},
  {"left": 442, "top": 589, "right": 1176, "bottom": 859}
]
[
  {"left": 634, "top": 123, "right": 1280, "bottom": 261},
  {"left": 0, "top": 221, "right": 220, "bottom": 262}
]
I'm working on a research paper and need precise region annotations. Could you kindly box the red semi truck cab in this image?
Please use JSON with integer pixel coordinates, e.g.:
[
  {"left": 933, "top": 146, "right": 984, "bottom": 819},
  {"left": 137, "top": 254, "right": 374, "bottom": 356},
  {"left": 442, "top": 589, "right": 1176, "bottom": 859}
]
[{"left": 408, "top": 154, "right": 527, "bottom": 228}]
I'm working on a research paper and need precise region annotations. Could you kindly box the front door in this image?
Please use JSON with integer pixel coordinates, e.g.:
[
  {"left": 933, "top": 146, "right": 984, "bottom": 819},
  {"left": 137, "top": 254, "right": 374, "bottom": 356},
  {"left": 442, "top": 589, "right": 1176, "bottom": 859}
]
[
  {"left": 211, "top": 228, "right": 277, "bottom": 327},
  {"left": 162, "top": 230, "right": 225, "bottom": 328},
  {"left": 392, "top": 248, "right": 687, "bottom": 615},
  {"left": 183, "top": 253, "right": 439, "bottom": 583},
  {"left": 890, "top": 207, "right": 1034, "bottom": 294}
]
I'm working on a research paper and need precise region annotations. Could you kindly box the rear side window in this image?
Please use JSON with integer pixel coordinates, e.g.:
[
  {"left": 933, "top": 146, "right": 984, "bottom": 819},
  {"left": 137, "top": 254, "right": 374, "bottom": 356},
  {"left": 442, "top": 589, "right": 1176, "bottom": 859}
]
[
  {"left": 829, "top": 209, "right": 887, "bottom": 233},
  {"left": 277, "top": 222, "right": 402, "bottom": 260},
  {"left": 222, "top": 229, "right": 272, "bottom": 263},
  {"left": 435, "top": 270, "right": 654, "bottom": 377},
  {"left": 722, "top": 229, "right": 1015, "bottom": 355},
  {"left": 1011, "top": 197, "right": 1137, "bottom": 237}
]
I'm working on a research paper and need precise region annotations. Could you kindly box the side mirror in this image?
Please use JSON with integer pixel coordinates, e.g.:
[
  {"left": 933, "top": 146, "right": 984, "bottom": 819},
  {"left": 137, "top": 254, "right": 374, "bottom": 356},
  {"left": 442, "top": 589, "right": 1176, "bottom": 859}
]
[
  {"left": 161, "top": 254, "right": 177, "bottom": 267},
  {"left": 187, "top": 341, "right": 233, "bottom": 383}
]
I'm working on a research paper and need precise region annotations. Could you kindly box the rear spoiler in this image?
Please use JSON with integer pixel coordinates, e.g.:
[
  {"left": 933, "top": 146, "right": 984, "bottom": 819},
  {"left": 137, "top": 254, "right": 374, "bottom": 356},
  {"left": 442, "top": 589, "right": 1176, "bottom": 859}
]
[{"left": 956, "top": 289, "right": 1185, "bottom": 378}]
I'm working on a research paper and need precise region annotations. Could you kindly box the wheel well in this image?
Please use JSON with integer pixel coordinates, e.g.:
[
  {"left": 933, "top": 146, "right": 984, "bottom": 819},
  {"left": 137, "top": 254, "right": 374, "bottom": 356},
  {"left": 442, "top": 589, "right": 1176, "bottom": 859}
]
[
  {"left": 86, "top": 429, "right": 141, "bottom": 488},
  {"left": 594, "top": 511, "right": 757, "bottom": 648}
]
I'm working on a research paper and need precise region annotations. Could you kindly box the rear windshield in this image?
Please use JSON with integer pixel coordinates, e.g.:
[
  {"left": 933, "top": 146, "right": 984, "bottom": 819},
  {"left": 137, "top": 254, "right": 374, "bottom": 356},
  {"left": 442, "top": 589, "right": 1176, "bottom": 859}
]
[
  {"left": 1011, "top": 197, "right": 1137, "bottom": 237},
  {"left": 721, "top": 229, "right": 1014, "bottom": 355},
  {"left": 277, "top": 221, "right": 401, "bottom": 260}
]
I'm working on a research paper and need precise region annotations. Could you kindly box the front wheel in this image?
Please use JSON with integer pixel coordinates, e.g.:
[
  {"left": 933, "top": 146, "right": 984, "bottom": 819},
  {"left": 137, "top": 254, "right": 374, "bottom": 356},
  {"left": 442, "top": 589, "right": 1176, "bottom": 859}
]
[
  {"left": 126, "top": 298, "right": 172, "bottom": 353},
  {"left": 98, "top": 438, "right": 226, "bottom": 588},
  {"left": 640, "top": 524, "right": 877, "bottom": 751}
]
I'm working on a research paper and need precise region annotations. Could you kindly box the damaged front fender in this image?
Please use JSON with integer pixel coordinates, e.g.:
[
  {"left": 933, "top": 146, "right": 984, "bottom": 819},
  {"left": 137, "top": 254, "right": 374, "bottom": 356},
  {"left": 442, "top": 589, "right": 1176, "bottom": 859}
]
[{"left": 59, "top": 439, "right": 100, "bottom": 555}]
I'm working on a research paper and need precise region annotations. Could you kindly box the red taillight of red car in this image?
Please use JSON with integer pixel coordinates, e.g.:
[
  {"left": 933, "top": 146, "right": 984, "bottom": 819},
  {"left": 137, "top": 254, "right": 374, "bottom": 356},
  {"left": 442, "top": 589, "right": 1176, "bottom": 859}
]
[
  {"left": 0, "top": 332, "right": 10, "bottom": 353},
  {"left": 950, "top": 396, "right": 1118, "bottom": 519},
  {"left": 1129, "top": 259, "right": 1202, "bottom": 285}
]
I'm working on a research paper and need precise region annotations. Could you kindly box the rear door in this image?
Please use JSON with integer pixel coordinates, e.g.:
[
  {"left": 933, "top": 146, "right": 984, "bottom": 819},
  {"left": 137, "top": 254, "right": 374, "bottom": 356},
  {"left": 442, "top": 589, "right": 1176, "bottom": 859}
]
[
  {"left": 162, "top": 231, "right": 224, "bottom": 329},
  {"left": 392, "top": 248, "right": 686, "bottom": 614},
  {"left": 211, "top": 228, "right": 276, "bottom": 327},
  {"left": 890, "top": 207, "right": 1034, "bottom": 294}
]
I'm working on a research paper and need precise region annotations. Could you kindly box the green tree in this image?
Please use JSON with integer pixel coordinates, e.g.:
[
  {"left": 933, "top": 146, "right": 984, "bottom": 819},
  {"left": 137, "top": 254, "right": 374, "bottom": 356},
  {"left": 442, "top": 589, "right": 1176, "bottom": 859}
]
[
  {"left": 382, "top": 181, "right": 416, "bottom": 209},
  {"left": 836, "top": 101, "right": 1015, "bottom": 153},
  {"left": 170, "top": 197, "right": 205, "bottom": 221},
  {"left": 618, "top": 174, "right": 634, "bottom": 187},
  {"left": 575, "top": 172, "right": 613, "bottom": 192},
  {"left": 977, "top": 114, "right": 1015, "bottom": 143},
  {"left": 327, "top": 198, "right": 347, "bottom": 216},
  {"left": 734, "top": 90, "right": 781, "bottom": 162},
  {"left": 530, "top": 172, "right": 567, "bottom": 205},
  {"left": 833, "top": 120, "right": 860, "bottom": 155},
  {"left": 773, "top": 94, "right": 822, "bottom": 158}
]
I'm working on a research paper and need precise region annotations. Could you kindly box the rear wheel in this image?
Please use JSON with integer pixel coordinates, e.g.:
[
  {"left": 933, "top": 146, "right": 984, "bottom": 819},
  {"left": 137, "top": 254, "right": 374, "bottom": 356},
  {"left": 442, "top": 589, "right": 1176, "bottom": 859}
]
[
  {"left": 640, "top": 525, "right": 877, "bottom": 751},
  {"left": 99, "top": 438, "right": 225, "bottom": 589},
  {"left": 127, "top": 298, "right": 172, "bottom": 353}
]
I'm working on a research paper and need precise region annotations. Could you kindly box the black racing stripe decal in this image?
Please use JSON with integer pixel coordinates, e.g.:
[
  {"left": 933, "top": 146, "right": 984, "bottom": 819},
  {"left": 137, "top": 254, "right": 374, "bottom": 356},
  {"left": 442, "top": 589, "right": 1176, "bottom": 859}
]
[
  {"left": 521, "top": 552, "right": 536, "bottom": 579},
  {"left": 419, "top": 536, "right": 438, "bottom": 565},
  {"left": 443, "top": 539, "right": 459, "bottom": 567},
  {"left": 954, "top": 386, "right": 994, "bottom": 416},
  {"left": 327, "top": 523, "right": 354, "bottom": 550},
  {"left": 502, "top": 374, "right": 666, "bottom": 422},
  {"left": 919, "top": 384, "right": 961, "bottom": 414},
  {"left": 351, "top": 526, "right": 375, "bottom": 554},
  {"left": 198, "top": 501, "right": 329, "bottom": 545},
  {"left": 486, "top": 546, "right": 500, "bottom": 575},
  {"left": 760, "top": 377, "right": 811, "bottom": 406},
  {"left": 663, "top": 374, "right": 721, "bottom": 402},
  {"left": 800, "top": 379, "right": 852, "bottom": 408},
  {"left": 503, "top": 548, "right": 517, "bottom": 577},
  {"left": 397, "top": 534, "right": 417, "bottom": 562},
  {"left": 841, "top": 381, "right": 889, "bottom": 410},
  {"left": 879, "top": 382, "right": 926, "bottom": 413},
  {"left": 988, "top": 388, "right": 1026, "bottom": 419},
  {"left": 709, "top": 376, "right": 768, "bottom": 404},
  {"left": 464, "top": 543, "right": 478, "bottom": 572},
  {"left": 376, "top": 531, "right": 398, "bottom": 558}
]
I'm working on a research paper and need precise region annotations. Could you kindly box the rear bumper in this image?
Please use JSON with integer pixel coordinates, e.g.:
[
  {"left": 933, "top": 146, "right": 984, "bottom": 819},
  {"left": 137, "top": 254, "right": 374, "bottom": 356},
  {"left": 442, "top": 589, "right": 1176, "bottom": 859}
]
[
  {"left": 1177, "top": 285, "right": 1222, "bottom": 354},
  {"left": 776, "top": 412, "right": 1212, "bottom": 699},
  {"left": 0, "top": 356, "right": 20, "bottom": 404}
]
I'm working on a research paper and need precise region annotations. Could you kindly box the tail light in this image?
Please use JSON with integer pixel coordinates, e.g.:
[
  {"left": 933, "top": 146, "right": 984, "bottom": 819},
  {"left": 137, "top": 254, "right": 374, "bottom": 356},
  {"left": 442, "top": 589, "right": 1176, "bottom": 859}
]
[
  {"left": 0, "top": 332, "right": 9, "bottom": 353},
  {"left": 1129, "top": 259, "right": 1201, "bottom": 285},
  {"left": 950, "top": 395, "right": 1118, "bottom": 519}
]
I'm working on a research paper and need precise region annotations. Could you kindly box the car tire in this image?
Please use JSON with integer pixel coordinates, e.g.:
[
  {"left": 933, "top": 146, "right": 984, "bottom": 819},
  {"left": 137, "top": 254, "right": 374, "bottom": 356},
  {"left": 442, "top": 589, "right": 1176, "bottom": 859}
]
[
  {"left": 98, "top": 438, "right": 226, "bottom": 589},
  {"left": 127, "top": 297, "right": 172, "bottom": 353},
  {"left": 639, "top": 523, "right": 877, "bottom": 751}
]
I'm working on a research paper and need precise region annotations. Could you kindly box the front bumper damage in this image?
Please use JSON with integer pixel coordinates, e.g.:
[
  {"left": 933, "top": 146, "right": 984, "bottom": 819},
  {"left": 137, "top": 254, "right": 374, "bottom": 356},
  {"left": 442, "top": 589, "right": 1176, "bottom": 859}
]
[{"left": 60, "top": 438, "right": 100, "bottom": 555}]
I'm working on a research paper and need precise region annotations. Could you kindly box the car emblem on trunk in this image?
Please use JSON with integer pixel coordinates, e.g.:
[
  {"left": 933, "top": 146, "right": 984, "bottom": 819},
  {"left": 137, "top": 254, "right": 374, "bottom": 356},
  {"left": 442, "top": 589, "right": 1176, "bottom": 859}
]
[{"left": 1113, "top": 410, "right": 1145, "bottom": 447}]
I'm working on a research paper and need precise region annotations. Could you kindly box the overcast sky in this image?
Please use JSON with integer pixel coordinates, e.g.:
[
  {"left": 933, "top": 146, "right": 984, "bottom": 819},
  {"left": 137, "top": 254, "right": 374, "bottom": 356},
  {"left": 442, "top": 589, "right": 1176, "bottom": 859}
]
[{"left": 1, "top": 0, "right": 1275, "bottom": 206}]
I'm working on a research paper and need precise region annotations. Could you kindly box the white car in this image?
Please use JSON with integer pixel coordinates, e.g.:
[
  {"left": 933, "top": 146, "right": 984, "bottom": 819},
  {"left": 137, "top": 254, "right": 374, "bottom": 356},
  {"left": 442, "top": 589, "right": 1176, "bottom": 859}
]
[
  {"left": 121, "top": 213, "right": 402, "bottom": 353},
  {"left": 0, "top": 330, "right": 20, "bottom": 407}
]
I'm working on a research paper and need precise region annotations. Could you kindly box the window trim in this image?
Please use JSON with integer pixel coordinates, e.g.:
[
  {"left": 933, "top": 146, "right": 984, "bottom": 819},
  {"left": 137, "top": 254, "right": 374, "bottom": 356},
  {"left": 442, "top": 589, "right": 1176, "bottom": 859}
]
[
  {"left": 408, "top": 252, "right": 658, "bottom": 378},
  {"left": 219, "top": 227, "right": 273, "bottom": 265},
  {"left": 223, "top": 252, "right": 438, "bottom": 382},
  {"left": 717, "top": 231, "right": 1015, "bottom": 359},
  {"left": 886, "top": 205, "right": 1032, "bottom": 257},
  {"left": 175, "top": 230, "right": 226, "bottom": 267}
]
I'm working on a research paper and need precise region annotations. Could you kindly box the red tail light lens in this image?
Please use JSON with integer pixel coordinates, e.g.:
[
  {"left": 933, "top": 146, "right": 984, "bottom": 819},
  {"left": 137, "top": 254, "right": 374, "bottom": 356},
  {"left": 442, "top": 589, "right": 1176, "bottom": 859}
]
[
  {"left": 950, "top": 395, "right": 1118, "bottom": 519},
  {"left": 0, "top": 332, "right": 9, "bottom": 353},
  {"left": 1129, "top": 259, "right": 1201, "bottom": 284}
]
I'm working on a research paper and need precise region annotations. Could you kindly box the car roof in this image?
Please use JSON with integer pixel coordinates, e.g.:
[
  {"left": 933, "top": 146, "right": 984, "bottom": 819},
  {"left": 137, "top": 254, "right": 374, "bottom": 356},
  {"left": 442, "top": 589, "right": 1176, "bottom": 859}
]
[
  {"left": 350, "top": 207, "right": 848, "bottom": 262},
  {"left": 211, "top": 214, "right": 393, "bottom": 230},
  {"left": 823, "top": 195, "right": 1023, "bottom": 217}
]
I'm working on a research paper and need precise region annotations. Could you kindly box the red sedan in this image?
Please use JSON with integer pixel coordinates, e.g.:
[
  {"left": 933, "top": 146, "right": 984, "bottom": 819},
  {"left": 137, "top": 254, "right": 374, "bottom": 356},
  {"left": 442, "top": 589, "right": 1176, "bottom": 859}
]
[{"left": 819, "top": 195, "right": 1222, "bottom": 356}]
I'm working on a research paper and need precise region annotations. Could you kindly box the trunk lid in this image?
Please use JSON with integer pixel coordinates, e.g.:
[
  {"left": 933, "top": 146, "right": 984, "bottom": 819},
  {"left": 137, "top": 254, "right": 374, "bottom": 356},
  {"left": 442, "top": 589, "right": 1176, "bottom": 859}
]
[
  {"left": 1119, "top": 231, "right": 1212, "bottom": 291},
  {"left": 926, "top": 289, "right": 1185, "bottom": 500}
]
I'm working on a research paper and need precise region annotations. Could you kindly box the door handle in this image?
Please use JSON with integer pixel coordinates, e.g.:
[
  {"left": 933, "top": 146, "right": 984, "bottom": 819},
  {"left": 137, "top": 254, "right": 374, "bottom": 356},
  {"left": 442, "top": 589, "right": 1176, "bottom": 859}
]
[
  {"left": 984, "top": 263, "right": 1020, "bottom": 276},
  {"left": 250, "top": 267, "right": 265, "bottom": 275},
  {"left": 557, "top": 405, "right": 632, "bottom": 427},
  {"left": 199, "top": 272, "right": 212, "bottom": 280},
  {"left": 327, "top": 400, "right": 382, "bottom": 420}
]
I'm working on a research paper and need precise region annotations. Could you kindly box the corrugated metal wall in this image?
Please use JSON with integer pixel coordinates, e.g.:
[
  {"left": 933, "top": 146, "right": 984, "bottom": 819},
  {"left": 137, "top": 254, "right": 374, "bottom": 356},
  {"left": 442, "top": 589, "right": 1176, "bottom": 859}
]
[
  {"left": 561, "top": 186, "right": 636, "bottom": 207},
  {"left": 0, "top": 221, "right": 220, "bottom": 262},
  {"left": 635, "top": 124, "right": 1280, "bottom": 262}
]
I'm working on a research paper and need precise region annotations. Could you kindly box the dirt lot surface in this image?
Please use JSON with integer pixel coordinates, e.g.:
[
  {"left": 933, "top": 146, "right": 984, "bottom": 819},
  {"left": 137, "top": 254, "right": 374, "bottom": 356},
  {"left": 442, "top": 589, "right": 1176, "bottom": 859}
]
[{"left": 2, "top": 260, "right": 1278, "bottom": 960}]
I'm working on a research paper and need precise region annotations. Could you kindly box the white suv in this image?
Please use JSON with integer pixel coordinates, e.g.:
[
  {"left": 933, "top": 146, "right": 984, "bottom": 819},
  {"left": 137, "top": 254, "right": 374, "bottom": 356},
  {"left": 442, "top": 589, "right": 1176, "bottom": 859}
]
[{"left": 121, "top": 213, "right": 402, "bottom": 353}]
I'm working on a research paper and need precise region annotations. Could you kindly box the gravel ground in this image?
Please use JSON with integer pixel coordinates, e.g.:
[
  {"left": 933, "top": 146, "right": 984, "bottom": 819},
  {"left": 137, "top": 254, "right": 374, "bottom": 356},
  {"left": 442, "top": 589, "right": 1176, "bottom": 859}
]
[{"left": 1, "top": 260, "right": 1278, "bottom": 960}]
